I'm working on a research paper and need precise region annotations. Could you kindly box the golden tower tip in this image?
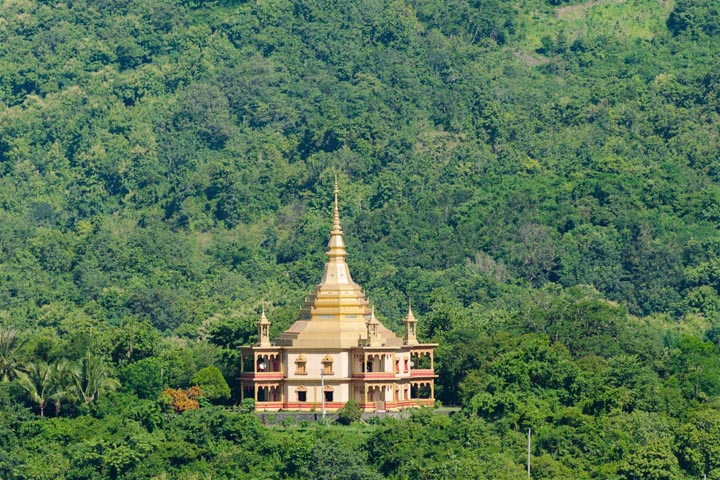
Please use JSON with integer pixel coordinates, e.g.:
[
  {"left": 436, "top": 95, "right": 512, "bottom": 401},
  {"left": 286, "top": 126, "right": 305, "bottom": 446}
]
[
  {"left": 369, "top": 305, "right": 379, "bottom": 323},
  {"left": 332, "top": 175, "right": 342, "bottom": 234},
  {"left": 405, "top": 303, "right": 417, "bottom": 323},
  {"left": 259, "top": 306, "right": 270, "bottom": 324},
  {"left": 404, "top": 301, "right": 418, "bottom": 345},
  {"left": 257, "top": 305, "right": 271, "bottom": 346}
]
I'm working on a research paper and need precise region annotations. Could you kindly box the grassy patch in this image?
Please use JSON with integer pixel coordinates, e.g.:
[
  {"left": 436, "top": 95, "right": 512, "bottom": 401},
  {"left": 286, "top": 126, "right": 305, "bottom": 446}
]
[{"left": 516, "top": 0, "right": 676, "bottom": 51}]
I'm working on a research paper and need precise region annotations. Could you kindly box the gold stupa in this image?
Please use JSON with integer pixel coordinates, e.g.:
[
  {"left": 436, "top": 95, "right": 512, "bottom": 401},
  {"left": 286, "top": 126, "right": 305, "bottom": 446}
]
[{"left": 276, "top": 178, "right": 402, "bottom": 348}]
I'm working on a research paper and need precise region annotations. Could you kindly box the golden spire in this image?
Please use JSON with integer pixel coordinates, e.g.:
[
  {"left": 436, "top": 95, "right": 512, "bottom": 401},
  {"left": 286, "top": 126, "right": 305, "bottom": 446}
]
[
  {"left": 327, "top": 175, "right": 346, "bottom": 256},
  {"left": 319, "top": 176, "right": 352, "bottom": 286},
  {"left": 332, "top": 175, "right": 342, "bottom": 236},
  {"left": 275, "top": 179, "right": 406, "bottom": 349}
]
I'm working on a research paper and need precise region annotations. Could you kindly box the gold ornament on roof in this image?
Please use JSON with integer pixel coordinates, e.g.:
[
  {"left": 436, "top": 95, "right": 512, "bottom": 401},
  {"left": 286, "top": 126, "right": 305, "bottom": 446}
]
[
  {"left": 257, "top": 306, "right": 271, "bottom": 347},
  {"left": 403, "top": 303, "right": 418, "bottom": 346}
]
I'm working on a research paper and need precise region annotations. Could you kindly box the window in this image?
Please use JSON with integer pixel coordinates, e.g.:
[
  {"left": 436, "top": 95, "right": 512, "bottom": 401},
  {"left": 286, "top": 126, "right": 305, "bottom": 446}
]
[
  {"left": 243, "top": 385, "right": 253, "bottom": 400},
  {"left": 258, "top": 387, "right": 268, "bottom": 402},
  {"left": 297, "top": 386, "right": 307, "bottom": 402},
  {"left": 242, "top": 355, "right": 254, "bottom": 372},
  {"left": 256, "top": 356, "right": 268, "bottom": 372},
  {"left": 324, "top": 391, "right": 333, "bottom": 402},
  {"left": 322, "top": 354, "right": 334, "bottom": 375},
  {"left": 295, "top": 354, "right": 307, "bottom": 375}
]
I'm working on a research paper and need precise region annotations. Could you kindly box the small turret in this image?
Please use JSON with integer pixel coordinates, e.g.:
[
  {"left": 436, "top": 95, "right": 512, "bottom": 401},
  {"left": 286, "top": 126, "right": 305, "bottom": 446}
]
[
  {"left": 367, "top": 306, "right": 382, "bottom": 347},
  {"left": 257, "top": 307, "right": 271, "bottom": 347},
  {"left": 403, "top": 304, "right": 418, "bottom": 345}
]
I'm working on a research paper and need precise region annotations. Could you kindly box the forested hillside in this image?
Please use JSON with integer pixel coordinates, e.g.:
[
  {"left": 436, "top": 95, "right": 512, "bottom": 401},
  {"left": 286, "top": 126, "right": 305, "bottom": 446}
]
[{"left": 2, "top": 0, "right": 720, "bottom": 478}]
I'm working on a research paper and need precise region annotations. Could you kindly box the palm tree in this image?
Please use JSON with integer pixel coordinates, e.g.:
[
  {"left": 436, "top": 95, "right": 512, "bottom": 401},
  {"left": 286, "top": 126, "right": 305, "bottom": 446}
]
[
  {"left": 16, "top": 361, "right": 53, "bottom": 417},
  {"left": 0, "top": 329, "right": 25, "bottom": 383},
  {"left": 49, "top": 359, "right": 79, "bottom": 416},
  {"left": 74, "top": 352, "right": 120, "bottom": 404}
]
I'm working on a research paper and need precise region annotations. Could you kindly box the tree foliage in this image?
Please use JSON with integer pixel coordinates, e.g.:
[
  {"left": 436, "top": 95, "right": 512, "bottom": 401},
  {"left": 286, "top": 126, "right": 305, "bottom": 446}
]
[
  {"left": 0, "top": 0, "right": 720, "bottom": 477},
  {"left": 190, "top": 366, "right": 230, "bottom": 402}
]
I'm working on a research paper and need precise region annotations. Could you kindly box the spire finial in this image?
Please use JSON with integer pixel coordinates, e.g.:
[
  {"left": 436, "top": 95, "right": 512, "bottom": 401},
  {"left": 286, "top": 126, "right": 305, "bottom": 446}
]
[
  {"left": 319, "top": 174, "right": 352, "bottom": 286},
  {"left": 332, "top": 174, "right": 342, "bottom": 235},
  {"left": 369, "top": 305, "right": 378, "bottom": 322},
  {"left": 405, "top": 303, "right": 416, "bottom": 322},
  {"left": 334, "top": 174, "right": 339, "bottom": 205},
  {"left": 259, "top": 305, "right": 270, "bottom": 325}
]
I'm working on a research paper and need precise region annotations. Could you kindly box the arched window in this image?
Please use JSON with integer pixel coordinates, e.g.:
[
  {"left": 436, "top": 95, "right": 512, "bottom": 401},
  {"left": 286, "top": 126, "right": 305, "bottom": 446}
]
[
  {"left": 296, "top": 385, "right": 307, "bottom": 402},
  {"left": 295, "top": 354, "right": 307, "bottom": 375},
  {"left": 321, "top": 354, "right": 334, "bottom": 375},
  {"left": 324, "top": 385, "right": 334, "bottom": 402}
]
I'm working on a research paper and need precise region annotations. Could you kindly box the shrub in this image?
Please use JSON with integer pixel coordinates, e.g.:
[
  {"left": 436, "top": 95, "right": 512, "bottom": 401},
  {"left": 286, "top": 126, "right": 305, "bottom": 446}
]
[
  {"left": 190, "top": 366, "right": 230, "bottom": 403},
  {"left": 162, "top": 386, "right": 202, "bottom": 413},
  {"left": 336, "top": 400, "right": 362, "bottom": 425},
  {"left": 240, "top": 398, "right": 256, "bottom": 413}
]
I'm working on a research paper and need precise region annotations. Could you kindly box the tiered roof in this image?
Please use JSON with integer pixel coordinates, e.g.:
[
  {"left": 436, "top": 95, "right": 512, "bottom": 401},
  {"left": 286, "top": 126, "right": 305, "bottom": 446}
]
[{"left": 276, "top": 179, "right": 402, "bottom": 348}]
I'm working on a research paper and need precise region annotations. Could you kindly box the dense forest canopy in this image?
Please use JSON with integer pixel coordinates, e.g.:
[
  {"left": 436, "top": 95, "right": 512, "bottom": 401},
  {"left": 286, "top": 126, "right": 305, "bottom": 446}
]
[{"left": 2, "top": 0, "right": 720, "bottom": 478}]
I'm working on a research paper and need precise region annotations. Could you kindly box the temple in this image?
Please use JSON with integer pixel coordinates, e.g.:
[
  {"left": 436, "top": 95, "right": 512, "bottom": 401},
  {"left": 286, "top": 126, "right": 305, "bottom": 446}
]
[{"left": 239, "top": 180, "right": 437, "bottom": 412}]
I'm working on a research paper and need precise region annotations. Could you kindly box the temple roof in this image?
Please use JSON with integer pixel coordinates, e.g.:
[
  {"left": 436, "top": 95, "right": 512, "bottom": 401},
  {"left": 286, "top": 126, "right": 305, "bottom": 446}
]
[{"left": 275, "top": 179, "right": 402, "bottom": 349}]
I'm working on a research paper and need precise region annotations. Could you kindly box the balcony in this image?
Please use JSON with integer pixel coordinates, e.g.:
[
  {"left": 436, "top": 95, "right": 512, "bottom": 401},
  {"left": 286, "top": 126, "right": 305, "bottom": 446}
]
[
  {"left": 351, "top": 372, "right": 397, "bottom": 380},
  {"left": 240, "top": 371, "right": 285, "bottom": 381}
]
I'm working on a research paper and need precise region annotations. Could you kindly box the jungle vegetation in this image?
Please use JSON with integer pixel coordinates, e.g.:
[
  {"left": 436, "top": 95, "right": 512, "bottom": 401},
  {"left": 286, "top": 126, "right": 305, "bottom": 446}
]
[{"left": 1, "top": 0, "right": 720, "bottom": 478}]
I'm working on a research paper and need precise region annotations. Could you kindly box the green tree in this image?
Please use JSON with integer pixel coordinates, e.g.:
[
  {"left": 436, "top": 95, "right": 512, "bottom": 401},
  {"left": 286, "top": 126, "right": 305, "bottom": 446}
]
[
  {"left": 190, "top": 365, "right": 230, "bottom": 402},
  {"left": 119, "top": 357, "right": 164, "bottom": 400},
  {"left": 618, "top": 440, "right": 683, "bottom": 480},
  {"left": 107, "top": 318, "right": 161, "bottom": 365},
  {"left": 336, "top": 399, "right": 362, "bottom": 425},
  {"left": 74, "top": 353, "right": 120, "bottom": 405},
  {"left": 49, "top": 359, "right": 78, "bottom": 416},
  {"left": 0, "top": 329, "right": 25, "bottom": 383},
  {"left": 239, "top": 397, "right": 256, "bottom": 414},
  {"left": 16, "top": 361, "right": 53, "bottom": 417},
  {"left": 311, "top": 432, "right": 383, "bottom": 480},
  {"left": 675, "top": 408, "right": 720, "bottom": 476},
  {"left": 667, "top": 0, "right": 720, "bottom": 37},
  {"left": 668, "top": 335, "right": 720, "bottom": 401}
]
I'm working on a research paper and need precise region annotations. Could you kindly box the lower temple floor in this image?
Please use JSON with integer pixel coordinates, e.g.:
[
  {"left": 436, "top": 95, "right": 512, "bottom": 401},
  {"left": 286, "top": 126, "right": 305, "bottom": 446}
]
[{"left": 241, "top": 379, "right": 436, "bottom": 412}]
